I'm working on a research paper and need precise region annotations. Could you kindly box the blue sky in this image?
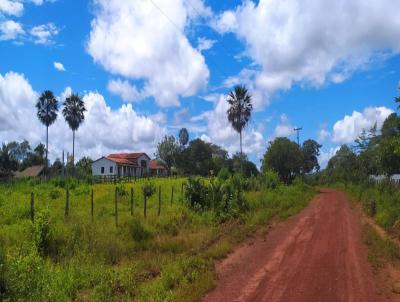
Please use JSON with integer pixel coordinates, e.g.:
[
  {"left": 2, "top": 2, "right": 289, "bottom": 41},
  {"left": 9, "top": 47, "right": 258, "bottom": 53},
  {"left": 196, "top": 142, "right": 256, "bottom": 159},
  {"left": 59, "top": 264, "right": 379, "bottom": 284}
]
[{"left": 1, "top": 0, "right": 400, "bottom": 168}]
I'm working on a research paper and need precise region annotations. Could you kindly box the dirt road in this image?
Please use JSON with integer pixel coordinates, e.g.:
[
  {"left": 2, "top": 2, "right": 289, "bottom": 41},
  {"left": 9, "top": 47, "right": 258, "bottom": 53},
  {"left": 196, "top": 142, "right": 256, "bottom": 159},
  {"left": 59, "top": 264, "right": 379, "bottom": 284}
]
[{"left": 202, "top": 189, "right": 390, "bottom": 302}]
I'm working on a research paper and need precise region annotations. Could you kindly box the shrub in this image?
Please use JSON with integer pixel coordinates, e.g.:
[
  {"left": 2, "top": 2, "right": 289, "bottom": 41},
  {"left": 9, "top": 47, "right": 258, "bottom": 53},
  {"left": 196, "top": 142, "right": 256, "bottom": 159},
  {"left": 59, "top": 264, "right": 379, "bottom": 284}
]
[
  {"left": 217, "top": 167, "right": 230, "bottom": 181},
  {"left": 49, "top": 189, "right": 61, "bottom": 200},
  {"left": 33, "top": 208, "right": 52, "bottom": 257},
  {"left": 130, "top": 218, "right": 154, "bottom": 242},
  {"left": 262, "top": 170, "right": 280, "bottom": 190},
  {"left": 142, "top": 182, "right": 156, "bottom": 198}
]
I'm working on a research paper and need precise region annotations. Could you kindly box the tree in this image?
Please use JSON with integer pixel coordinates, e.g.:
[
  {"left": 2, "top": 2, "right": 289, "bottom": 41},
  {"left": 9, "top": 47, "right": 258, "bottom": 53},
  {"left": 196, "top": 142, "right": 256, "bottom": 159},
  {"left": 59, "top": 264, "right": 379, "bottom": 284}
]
[
  {"left": 62, "top": 93, "right": 86, "bottom": 166},
  {"left": 76, "top": 156, "right": 93, "bottom": 176},
  {"left": 261, "top": 138, "right": 303, "bottom": 183},
  {"left": 227, "top": 85, "right": 253, "bottom": 173},
  {"left": 178, "top": 128, "right": 189, "bottom": 148},
  {"left": 326, "top": 145, "right": 360, "bottom": 182},
  {"left": 155, "top": 135, "right": 179, "bottom": 175},
  {"left": 381, "top": 113, "right": 400, "bottom": 138},
  {"left": 0, "top": 144, "right": 18, "bottom": 177},
  {"left": 184, "top": 139, "right": 213, "bottom": 176},
  {"left": 36, "top": 90, "right": 58, "bottom": 172},
  {"left": 302, "top": 139, "right": 322, "bottom": 173},
  {"left": 379, "top": 136, "right": 400, "bottom": 176}
]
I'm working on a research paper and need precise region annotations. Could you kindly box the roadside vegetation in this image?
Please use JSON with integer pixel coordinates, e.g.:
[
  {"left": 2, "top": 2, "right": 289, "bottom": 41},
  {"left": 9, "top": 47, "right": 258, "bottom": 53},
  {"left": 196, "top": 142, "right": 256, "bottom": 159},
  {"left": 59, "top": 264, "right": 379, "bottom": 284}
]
[{"left": 0, "top": 174, "right": 314, "bottom": 301}]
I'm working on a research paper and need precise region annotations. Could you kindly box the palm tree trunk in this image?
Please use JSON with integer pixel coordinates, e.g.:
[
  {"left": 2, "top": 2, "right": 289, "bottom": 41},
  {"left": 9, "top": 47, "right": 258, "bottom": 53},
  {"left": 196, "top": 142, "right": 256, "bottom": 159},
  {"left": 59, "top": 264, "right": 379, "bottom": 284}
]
[
  {"left": 46, "top": 125, "right": 49, "bottom": 174},
  {"left": 72, "top": 130, "right": 75, "bottom": 167},
  {"left": 240, "top": 130, "right": 243, "bottom": 175}
]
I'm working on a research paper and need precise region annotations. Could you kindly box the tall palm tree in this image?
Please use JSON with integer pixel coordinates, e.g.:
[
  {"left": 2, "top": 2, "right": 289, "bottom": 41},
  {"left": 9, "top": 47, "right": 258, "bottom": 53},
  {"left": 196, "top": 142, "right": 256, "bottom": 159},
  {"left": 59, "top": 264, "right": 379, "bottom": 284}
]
[
  {"left": 178, "top": 128, "right": 189, "bottom": 147},
  {"left": 227, "top": 85, "right": 253, "bottom": 173},
  {"left": 62, "top": 93, "right": 86, "bottom": 166},
  {"left": 36, "top": 90, "right": 58, "bottom": 172}
]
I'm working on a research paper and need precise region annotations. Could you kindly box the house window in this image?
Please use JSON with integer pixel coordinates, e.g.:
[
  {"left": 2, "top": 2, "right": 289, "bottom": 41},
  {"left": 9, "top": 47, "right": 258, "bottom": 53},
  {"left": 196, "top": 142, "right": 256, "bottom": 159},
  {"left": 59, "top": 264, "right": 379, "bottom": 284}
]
[
  {"left": 101, "top": 167, "right": 105, "bottom": 174},
  {"left": 110, "top": 166, "right": 113, "bottom": 173},
  {"left": 141, "top": 160, "right": 147, "bottom": 167}
]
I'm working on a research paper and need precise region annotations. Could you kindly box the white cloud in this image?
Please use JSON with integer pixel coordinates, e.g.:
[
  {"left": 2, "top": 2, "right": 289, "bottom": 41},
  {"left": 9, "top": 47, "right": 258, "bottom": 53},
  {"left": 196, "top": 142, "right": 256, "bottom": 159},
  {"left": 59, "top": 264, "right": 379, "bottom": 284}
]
[
  {"left": 87, "top": 0, "right": 210, "bottom": 107},
  {"left": 332, "top": 106, "right": 393, "bottom": 144},
  {"left": 318, "top": 124, "right": 330, "bottom": 142},
  {"left": 107, "top": 79, "right": 143, "bottom": 103},
  {"left": 0, "top": 20, "right": 24, "bottom": 41},
  {"left": 0, "top": 0, "right": 23, "bottom": 16},
  {"left": 0, "top": 71, "right": 166, "bottom": 161},
  {"left": 214, "top": 0, "right": 400, "bottom": 108},
  {"left": 318, "top": 146, "right": 340, "bottom": 169},
  {"left": 274, "top": 114, "right": 295, "bottom": 137},
  {"left": 197, "top": 37, "right": 216, "bottom": 52},
  {"left": 194, "top": 94, "right": 266, "bottom": 158},
  {"left": 30, "top": 23, "right": 59, "bottom": 45},
  {"left": 53, "top": 61, "right": 65, "bottom": 72}
]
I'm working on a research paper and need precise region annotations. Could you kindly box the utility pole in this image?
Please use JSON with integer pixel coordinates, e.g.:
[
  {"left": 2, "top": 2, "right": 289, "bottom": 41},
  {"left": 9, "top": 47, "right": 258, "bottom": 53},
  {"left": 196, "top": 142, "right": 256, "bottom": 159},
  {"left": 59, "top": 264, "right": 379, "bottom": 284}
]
[{"left": 294, "top": 127, "right": 303, "bottom": 146}]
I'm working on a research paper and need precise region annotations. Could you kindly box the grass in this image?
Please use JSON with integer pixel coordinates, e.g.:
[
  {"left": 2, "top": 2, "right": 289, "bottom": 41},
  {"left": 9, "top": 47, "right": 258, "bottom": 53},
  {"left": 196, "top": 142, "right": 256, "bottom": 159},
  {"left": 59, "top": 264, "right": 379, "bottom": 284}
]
[{"left": 0, "top": 177, "right": 315, "bottom": 301}]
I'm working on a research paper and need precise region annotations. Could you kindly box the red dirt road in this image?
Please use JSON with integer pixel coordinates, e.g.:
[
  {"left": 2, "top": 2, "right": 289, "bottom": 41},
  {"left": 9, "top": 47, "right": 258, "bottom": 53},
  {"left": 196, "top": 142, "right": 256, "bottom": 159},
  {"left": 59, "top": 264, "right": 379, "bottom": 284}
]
[{"left": 202, "top": 189, "right": 389, "bottom": 302}]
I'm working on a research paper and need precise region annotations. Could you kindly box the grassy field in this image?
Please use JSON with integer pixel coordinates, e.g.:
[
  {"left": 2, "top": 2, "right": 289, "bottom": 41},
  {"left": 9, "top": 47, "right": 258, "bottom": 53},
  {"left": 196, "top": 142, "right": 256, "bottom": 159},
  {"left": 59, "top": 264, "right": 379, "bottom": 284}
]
[{"left": 0, "top": 177, "right": 315, "bottom": 301}]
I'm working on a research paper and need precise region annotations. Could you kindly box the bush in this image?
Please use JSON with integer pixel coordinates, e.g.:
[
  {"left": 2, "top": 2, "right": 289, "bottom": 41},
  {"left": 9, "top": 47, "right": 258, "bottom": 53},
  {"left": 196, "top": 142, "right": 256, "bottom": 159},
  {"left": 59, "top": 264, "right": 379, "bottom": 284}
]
[
  {"left": 142, "top": 182, "right": 156, "bottom": 198},
  {"left": 217, "top": 167, "right": 230, "bottom": 181},
  {"left": 49, "top": 189, "right": 61, "bottom": 200},
  {"left": 262, "top": 170, "right": 280, "bottom": 190},
  {"left": 33, "top": 208, "right": 52, "bottom": 257},
  {"left": 130, "top": 218, "right": 154, "bottom": 242}
]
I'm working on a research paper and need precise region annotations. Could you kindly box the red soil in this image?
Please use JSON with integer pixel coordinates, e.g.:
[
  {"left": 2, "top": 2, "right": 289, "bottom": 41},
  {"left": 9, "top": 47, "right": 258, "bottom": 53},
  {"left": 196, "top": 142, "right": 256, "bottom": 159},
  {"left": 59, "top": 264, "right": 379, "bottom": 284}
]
[{"left": 202, "top": 189, "right": 393, "bottom": 302}]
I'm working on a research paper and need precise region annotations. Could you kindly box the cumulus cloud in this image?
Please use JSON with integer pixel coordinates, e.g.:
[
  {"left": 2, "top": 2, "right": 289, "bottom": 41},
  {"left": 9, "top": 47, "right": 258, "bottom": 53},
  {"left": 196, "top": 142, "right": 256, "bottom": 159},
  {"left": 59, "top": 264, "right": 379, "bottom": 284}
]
[
  {"left": 0, "top": 0, "right": 23, "bottom": 16},
  {"left": 197, "top": 37, "right": 216, "bottom": 52},
  {"left": 318, "top": 146, "right": 340, "bottom": 169},
  {"left": 193, "top": 94, "right": 266, "bottom": 157},
  {"left": 107, "top": 79, "right": 142, "bottom": 103},
  {"left": 0, "top": 20, "right": 24, "bottom": 41},
  {"left": 53, "top": 61, "right": 65, "bottom": 71},
  {"left": 274, "top": 114, "right": 295, "bottom": 137},
  {"left": 0, "top": 71, "right": 166, "bottom": 161},
  {"left": 318, "top": 124, "right": 330, "bottom": 142},
  {"left": 332, "top": 107, "right": 393, "bottom": 144},
  {"left": 214, "top": 0, "right": 400, "bottom": 108},
  {"left": 86, "top": 0, "right": 210, "bottom": 107},
  {"left": 30, "top": 23, "right": 59, "bottom": 45}
]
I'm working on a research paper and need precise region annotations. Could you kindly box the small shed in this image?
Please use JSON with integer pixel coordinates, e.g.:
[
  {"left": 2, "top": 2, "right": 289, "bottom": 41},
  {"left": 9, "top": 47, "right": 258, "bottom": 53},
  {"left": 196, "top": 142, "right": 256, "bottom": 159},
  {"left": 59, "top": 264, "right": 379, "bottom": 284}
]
[
  {"left": 150, "top": 160, "right": 167, "bottom": 176},
  {"left": 14, "top": 165, "right": 45, "bottom": 178}
]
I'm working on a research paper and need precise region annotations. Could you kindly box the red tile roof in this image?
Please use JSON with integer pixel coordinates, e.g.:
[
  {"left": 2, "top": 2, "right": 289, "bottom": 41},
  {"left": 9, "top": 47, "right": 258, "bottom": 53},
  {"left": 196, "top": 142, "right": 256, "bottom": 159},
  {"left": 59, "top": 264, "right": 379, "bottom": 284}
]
[
  {"left": 103, "top": 152, "right": 151, "bottom": 167},
  {"left": 150, "top": 160, "right": 166, "bottom": 170}
]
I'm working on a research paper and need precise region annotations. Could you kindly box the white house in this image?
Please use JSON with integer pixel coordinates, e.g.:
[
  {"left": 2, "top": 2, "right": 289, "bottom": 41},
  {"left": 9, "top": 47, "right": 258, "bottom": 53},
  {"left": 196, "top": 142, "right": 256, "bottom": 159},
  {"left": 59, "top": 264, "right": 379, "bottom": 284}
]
[{"left": 92, "top": 153, "right": 151, "bottom": 178}]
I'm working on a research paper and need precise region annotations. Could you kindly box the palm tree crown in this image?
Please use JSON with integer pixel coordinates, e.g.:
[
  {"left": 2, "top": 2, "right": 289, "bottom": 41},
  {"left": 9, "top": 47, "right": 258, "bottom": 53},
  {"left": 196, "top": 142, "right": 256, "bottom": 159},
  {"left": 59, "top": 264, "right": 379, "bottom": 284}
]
[
  {"left": 227, "top": 85, "right": 253, "bottom": 134},
  {"left": 179, "top": 128, "right": 189, "bottom": 147},
  {"left": 36, "top": 90, "right": 58, "bottom": 127},
  {"left": 62, "top": 93, "right": 86, "bottom": 131}
]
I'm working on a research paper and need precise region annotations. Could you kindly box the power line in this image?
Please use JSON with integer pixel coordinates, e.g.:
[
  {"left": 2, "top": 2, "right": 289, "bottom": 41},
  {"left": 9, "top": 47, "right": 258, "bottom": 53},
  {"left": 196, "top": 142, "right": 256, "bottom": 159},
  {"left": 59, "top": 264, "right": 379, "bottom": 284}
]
[{"left": 294, "top": 127, "right": 303, "bottom": 146}]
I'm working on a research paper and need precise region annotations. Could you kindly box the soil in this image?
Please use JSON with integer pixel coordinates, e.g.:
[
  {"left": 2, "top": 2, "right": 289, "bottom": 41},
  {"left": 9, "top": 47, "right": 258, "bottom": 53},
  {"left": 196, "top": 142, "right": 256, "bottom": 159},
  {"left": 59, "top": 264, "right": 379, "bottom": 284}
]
[{"left": 202, "top": 189, "right": 397, "bottom": 302}]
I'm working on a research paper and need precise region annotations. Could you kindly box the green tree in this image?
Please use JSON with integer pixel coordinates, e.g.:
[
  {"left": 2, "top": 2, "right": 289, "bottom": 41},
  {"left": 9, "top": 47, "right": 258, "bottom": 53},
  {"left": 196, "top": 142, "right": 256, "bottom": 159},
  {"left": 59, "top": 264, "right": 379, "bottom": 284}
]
[
  {"left": 381, "top": 113, "right": 400, "bottom": 138},
  {"left": 76, "top": 156, "right": 93, "bottom": 176},
  {"left": 302, "top": 139, "right": 322, "bottom": 173},
  {"left": 178, "top": 128, "right": 189, "bottom": 148},
  {"left": 185, "top": 139, "right": 213, "bottom": 176},
  {"left": 155, "top": 135, "right": 179, "bottom": 175},
  {"left": 326, "top": 145, "right": 360, "bottom": 182},
  {"left": 36, "top": 91, "right": 58, "bottom": 171},
  {"left": 62, "top": 93, "right": 86, "bottom": 166},
  {"left": 227, "top": 85, "right": 253, "bottom": 173},
  {"left": 0, "top": 144, "right": 18, "bottom": 177},
  {"left": 261, "top": 137, "right": 303, "bottom": 183},
  {"left": 379, "top": 136, "right": 400, "bottom": 176}
]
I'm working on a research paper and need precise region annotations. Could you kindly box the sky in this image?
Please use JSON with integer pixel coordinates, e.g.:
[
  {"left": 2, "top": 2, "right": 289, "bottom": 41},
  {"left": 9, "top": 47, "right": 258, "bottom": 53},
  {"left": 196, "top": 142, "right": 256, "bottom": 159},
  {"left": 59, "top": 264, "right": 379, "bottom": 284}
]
[{"left": 0, "top": 0, "right": 400, "bottom": 169}]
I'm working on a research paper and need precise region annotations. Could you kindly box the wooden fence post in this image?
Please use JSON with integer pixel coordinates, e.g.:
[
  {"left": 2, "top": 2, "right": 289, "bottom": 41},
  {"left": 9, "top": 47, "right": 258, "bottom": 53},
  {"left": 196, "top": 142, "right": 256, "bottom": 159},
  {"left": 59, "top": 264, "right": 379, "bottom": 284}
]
[
  {"left": 30, "top": 192, "right": 34, "bottom": 222},
  {"left": 130, "top": 188, "right": 134, "bottom": 216},
  {"left": 143, "top": 191, "right": 147, "bottom": 219},
  {"left": 158, "top": 186, "right": 161, "bottom": 217},
  {"left": 65, "top": 188, "right": 69, "bottom": 219},
  {"left": 115, "top": 187, "right": 118, "bottom": 227},
  {"left": 91, "top": 189, "right": 94, "bottom": 219},
  {"left": 170, "top": 186, "right": 174, "bottom": 205}
]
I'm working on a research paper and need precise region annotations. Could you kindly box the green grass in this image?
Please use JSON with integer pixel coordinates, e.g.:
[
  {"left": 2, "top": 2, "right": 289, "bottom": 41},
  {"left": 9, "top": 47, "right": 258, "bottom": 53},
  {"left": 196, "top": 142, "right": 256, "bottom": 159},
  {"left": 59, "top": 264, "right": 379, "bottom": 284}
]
[{"left": 0, "top": 177, "right": 315, "bottom": 301}]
